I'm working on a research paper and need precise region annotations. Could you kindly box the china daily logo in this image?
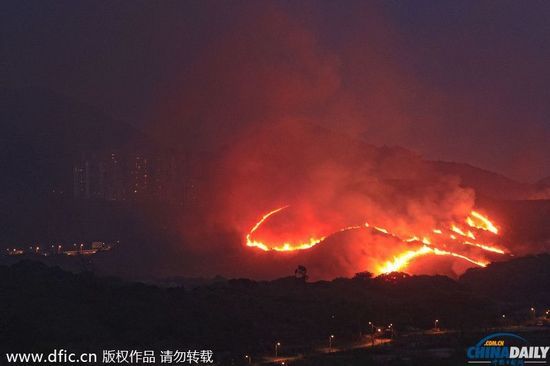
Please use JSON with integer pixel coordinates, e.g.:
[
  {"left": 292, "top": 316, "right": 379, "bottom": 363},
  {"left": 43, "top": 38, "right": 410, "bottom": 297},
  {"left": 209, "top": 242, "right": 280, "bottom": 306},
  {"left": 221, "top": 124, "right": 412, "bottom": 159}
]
[{"left": 467, "top": 333, "right": 549, "bottom": 365}]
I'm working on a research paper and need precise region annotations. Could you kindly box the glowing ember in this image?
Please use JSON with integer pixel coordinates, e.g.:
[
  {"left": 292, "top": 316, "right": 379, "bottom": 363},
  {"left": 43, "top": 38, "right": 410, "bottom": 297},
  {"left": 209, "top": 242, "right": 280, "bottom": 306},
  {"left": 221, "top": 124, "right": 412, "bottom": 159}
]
[
  {"left": 377, "top": 245, "right": 490, "bottom": 274},
  {"left": 450, "top": 224, "right": 476, "bottom": 239},
  {"left": 272, "top": 237, "right": 325, "bottom": 252},
  {"left": 378, "top": 246, "right": 432, "bottom": 273},
  {"left": 245, "top": 205, "right": 507, "bottom": 275},
  {"left": 374, "top": 227, "right": 389, "bottom": 234},
  {"left": 466, "top": 211, "right": 499, "bottom": 234},
  {"left": 462, "top": 241, "right": 506, "bottom": 254}
]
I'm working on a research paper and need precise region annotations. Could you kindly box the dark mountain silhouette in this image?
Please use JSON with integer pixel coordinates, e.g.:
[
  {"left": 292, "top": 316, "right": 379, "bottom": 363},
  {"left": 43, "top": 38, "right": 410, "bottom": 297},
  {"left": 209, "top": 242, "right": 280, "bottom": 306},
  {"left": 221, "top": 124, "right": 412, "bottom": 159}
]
[
  {"left": 2, "top": 87, "right": 546, "bottom": 202},
  {"left": 428, "top": 161, "right": 542, "bottom": 200},
  {"left": 460, "top": 253, "right": 550, "bottom": 306}
]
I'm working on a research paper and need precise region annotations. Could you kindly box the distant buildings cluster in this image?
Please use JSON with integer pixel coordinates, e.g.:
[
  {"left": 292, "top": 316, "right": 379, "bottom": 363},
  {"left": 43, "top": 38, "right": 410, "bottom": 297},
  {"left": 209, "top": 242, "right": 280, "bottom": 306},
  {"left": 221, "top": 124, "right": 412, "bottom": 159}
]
[
  {"left": 5, "top": 241, "right": 114, "bottom": 257},
  {"left": 72, "top": 151, "right": 197, "bottom": 203}
]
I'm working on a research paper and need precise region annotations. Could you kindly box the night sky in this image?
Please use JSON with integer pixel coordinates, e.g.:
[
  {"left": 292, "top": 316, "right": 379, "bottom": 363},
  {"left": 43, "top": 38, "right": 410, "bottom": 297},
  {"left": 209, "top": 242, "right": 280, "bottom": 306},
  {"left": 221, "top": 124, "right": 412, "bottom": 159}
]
[{"left": 3, "top": 0, "right": 549, "bottom": 182}]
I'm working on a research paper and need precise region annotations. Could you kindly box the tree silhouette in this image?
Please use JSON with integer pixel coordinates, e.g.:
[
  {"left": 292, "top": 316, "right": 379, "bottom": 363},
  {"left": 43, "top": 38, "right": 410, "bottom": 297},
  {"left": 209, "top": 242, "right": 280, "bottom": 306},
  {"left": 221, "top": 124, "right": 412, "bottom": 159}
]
[
  {"left": 354, "top": 271, "right": 373, "bottom": 281},
  {"left": 294, "top": 265, "right": 308, "bottom": 281}
]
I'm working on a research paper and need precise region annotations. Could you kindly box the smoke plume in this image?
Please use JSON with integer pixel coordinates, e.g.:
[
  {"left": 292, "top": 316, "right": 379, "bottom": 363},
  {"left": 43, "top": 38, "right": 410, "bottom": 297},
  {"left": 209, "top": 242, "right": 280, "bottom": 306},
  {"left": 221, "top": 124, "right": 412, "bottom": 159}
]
[{"left": 150, "top": 3, "right": 544, "bottom": 279}]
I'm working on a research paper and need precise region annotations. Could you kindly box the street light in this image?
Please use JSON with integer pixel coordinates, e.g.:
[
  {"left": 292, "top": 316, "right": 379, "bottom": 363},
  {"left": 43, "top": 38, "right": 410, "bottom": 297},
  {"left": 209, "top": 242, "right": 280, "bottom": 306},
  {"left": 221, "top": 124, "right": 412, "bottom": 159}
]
[
  {"left": 329, "top": 335, "right": 334, "bottom": 352},
  {"left": 275, "top": 342, "right": 281, "bottom": 358},
  {"left": 368, "top": 322, "right": 376, "bottom": 346},
  {"left": 368, "top": 321, "right": 375, "bottom": 333},
  {"left": 244, "top": 355, "right": 251, "bottom": 365},
  {"left": 434, "top": 319, "right": 439, "bottom": 331},
  {"left": 375, "top": 327, "right": 382, "bottom": 344}
]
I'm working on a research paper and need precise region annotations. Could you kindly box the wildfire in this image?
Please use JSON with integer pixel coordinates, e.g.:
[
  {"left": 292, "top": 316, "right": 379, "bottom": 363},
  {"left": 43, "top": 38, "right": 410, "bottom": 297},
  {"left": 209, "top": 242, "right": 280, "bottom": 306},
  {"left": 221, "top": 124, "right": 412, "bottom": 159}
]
[
  {"left": 245, "top": 206, "right": 324, "bottom": 252},
  {"left": 466, "top": 211, "right": 499, "bottom": 234},
  {"left": 450, "top": 224, "right": 476, "bottom": 239},
  {"left": 378, "top": 246, "right": 433, "bottom": 273},
  {"left": 245, "top": 205, "right": 506, "bottom": 275},
  {"left": 374, "top": 227, "right": 389, "bottom": 234},
  {"left": 462, "top": 241, "right": 505, "bottom": 254},
  {"left": 378, "top": 246, "right": 489, "bottom": 274}
]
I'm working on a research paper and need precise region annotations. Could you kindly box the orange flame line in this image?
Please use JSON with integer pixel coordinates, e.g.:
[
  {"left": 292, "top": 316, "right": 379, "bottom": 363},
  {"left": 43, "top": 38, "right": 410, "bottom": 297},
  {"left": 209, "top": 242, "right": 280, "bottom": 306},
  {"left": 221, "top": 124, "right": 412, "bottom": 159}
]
[
  {"left": 377, "top": 245, "right": 489, "bottom": 274},
  {"left": 246, "top": 206, "right": 325, "bottom": 252},
  {"left": 462, "top": 241, "right": 505, "bottom": 254},
  {"left": 467, "top": 211, "right": 499, "bottom": 234},
  {"left": 246, "top": 206, "right": 289, "bottom": 251}
]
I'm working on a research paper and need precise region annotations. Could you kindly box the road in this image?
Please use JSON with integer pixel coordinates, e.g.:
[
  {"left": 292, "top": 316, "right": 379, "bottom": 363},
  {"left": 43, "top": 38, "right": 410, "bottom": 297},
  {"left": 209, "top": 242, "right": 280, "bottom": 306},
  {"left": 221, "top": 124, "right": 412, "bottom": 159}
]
[{"left": 259, "top": 336, "right": 392, "bottom": 365}]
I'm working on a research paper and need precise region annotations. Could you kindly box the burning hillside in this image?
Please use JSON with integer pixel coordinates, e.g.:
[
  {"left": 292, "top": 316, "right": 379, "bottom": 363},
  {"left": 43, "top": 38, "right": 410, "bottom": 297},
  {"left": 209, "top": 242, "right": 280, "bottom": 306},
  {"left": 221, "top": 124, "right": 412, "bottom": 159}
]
[
  {"left": 198, "top": 121, "right": 527, "bottom": 280},
  {"left": 245, "top": 205, "right": 506, "bottom": 275}
]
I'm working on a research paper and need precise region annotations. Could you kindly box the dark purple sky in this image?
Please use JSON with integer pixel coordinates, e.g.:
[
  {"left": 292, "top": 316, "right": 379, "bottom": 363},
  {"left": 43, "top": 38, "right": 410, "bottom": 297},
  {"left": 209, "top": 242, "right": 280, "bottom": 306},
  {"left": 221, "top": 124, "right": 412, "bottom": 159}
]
[{"left": 3, "top": 0, "right": 549, "bottom": 182}]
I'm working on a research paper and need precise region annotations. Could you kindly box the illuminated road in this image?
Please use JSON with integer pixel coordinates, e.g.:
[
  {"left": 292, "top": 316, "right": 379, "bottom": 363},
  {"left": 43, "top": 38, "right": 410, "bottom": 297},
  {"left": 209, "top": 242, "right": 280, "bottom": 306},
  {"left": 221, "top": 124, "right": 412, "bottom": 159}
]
[
  {"left": 255, "top": 325, "right": 547, "bottom": 365},
  {"left": 259, "top": 337, "right": 392, "bottom": 365}
]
